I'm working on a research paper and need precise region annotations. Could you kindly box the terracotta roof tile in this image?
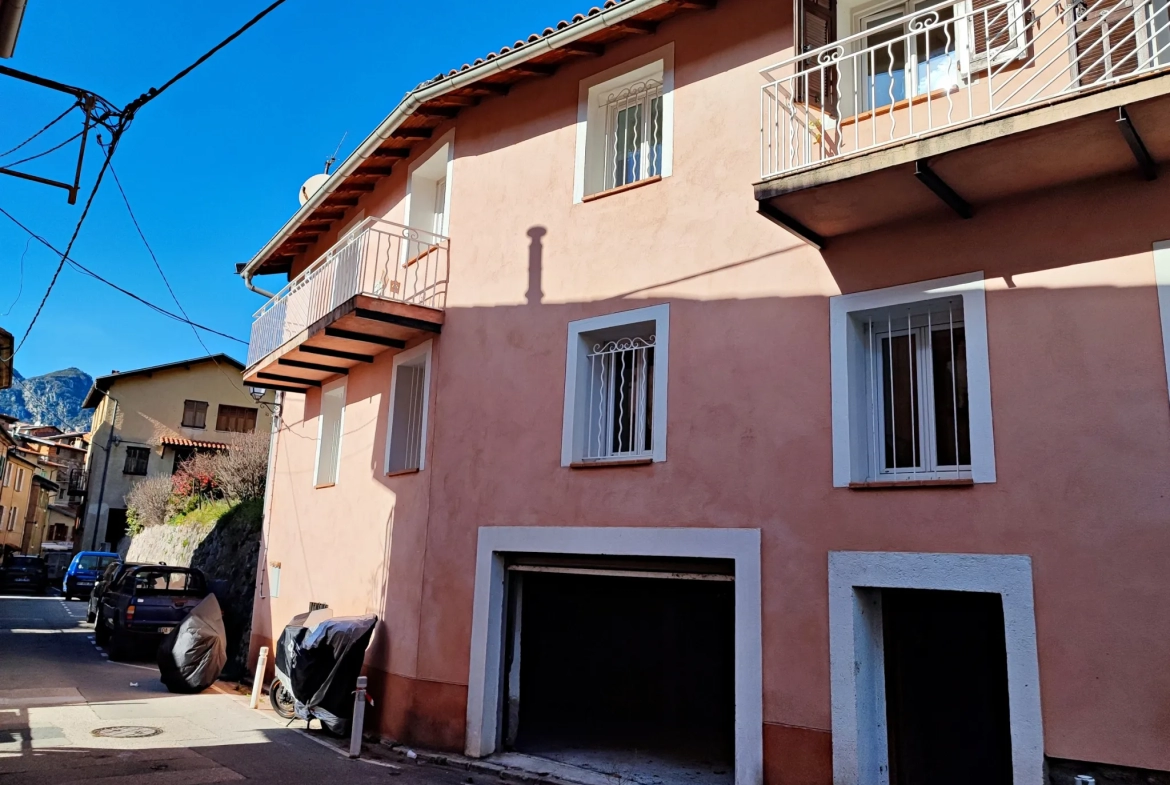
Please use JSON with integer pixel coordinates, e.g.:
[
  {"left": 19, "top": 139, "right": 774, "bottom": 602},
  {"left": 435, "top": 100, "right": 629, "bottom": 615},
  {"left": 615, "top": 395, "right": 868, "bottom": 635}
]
[{"left": 160, "top": 436, "right": 229, "bottom": 450}]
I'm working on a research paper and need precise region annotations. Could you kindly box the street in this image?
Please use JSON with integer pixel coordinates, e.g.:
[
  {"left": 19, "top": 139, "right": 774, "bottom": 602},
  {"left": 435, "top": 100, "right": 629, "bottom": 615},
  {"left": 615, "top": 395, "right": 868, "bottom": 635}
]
[{"left": 0, "top": 592, "right": 471, "bottom": 785}]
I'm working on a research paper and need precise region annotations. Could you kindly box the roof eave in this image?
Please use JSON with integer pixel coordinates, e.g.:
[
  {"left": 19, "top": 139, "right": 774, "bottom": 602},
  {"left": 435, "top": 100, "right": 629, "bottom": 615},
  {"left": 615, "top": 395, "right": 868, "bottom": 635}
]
[{"left": 239, "top": 0, "right": 672, "bottom": 281}]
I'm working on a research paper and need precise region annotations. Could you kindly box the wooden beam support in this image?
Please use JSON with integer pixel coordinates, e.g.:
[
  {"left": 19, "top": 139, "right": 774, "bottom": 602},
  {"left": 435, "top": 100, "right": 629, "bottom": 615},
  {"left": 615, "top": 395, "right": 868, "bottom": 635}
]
[
  {"left": 465, "top": 83, "right": 510, "bottom": 96},
  {"left": 354, "top": 307, "right": 443, "bottom": 334},
  {"left": 757, "top": 201, "right": 825, "bottom": 249},
  {"left": 313, "top": 210, "right": 346, "bottom": 220},
  {"left": 288, "top": 233, "right": 319, "bottom": 243},
  {"left": 357, "top": 165, "right": 396, "bottom": 176},
  {"left": 324, "top": 327, "right": 407, "bottom": 348},
  {"left": 258, "top": 372, "right": 322, "bottom": 387},
  {"left": 370, "top": 147, "right": 412, "bottom": 158},
  {"left": 613, "top": 19, "right": 657, "bottom": 34},
  {"left": 562, "top": 41, "right": 605, "bottom": 56},
  {"left": 416, "top": 105, "right": 461, "bottom": 118},
  {"left": 299, "top": 345, "right": 375, "bottom": 363},
  {"left": 914, "top": 159, "right": 973, "bottom": 219},
  {"left": 510, "top": 62, "right": 558, "bottom": 76},
  {"left": 438, "top": 94, "right": 480, "bottom": 106},
  {"left": 301, "top": 221, "right": 333, "bottom": 231},
  {"left": 279, "top": 358, "right": 348, "bottom": 375},
  {"left": 670, "top": 0, "right": 717, "bottom": 8},
  {"left": 245, "top": 382, "right": 310, "bottom": 394},
  {"left": 327, "top": 195, "right": 360, "bottom": 207},
  {"left": 335, "top": 182, "right": 377, "bottom": 193},
  {"left": 391, "top": 128, "right": 433, "bottom": 139},
  {"left": 1117, "top": 106, "right": 1157, "bottom": 181}
]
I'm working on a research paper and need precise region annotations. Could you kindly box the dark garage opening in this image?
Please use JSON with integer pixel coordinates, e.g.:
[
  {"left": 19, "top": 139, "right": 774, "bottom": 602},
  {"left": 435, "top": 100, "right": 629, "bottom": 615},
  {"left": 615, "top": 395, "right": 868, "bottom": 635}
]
[
  {"left": 882, "top": 589, "right": 1014, "bottom": 785},
  {"left": 506, "top": 564, "right": 734, "bottom": 785}
]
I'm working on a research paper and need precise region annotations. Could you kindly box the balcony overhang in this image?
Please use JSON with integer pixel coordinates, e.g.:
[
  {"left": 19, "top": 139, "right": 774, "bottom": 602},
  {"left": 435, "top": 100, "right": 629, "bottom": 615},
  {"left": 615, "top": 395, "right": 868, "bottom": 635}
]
[
  {"left": 756, "top": 71, "right": 1170, "bottom": 243},
  {"left": 242, "top": 295, "right": 443, "bottom": 391}
]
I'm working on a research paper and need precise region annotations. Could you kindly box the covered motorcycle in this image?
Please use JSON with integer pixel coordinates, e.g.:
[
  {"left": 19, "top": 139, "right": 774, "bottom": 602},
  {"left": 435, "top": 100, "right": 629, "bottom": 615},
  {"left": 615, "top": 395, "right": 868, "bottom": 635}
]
[
  {"left": 274, "top": 612, "right": 377, "bottom": 735},
  {"left": 157, "top": 593, "right": 227, "bottom": 693}
]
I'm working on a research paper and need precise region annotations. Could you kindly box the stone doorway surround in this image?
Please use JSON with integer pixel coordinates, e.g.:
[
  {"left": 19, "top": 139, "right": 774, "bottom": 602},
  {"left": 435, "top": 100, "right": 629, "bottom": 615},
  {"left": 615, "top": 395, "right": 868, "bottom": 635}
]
[
  {"left": 828, "top": 551, "right": 1045, "bottom": 785},
  {"left": 464, "top": 526, "right": 763, "bottom": 785}
]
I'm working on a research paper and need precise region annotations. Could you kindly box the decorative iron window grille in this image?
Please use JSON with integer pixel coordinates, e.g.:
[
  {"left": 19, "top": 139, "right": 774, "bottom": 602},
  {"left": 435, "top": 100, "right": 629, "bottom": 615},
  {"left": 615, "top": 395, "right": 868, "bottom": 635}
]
[
  {"left": 602, "top": 78, "right": 664, "bottom": 191},
  {"left": 862, "top": 300, "right": 970, "bottom": 480},
  {"left": 584, "top": 336, "right": 656, "bottom": 461}
]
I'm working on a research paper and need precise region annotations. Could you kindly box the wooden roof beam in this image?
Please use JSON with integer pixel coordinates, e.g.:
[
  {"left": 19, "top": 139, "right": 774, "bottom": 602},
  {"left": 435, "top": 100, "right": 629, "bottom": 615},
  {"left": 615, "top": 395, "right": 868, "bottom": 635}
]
[
  {"left": 670, "top": 0, "right": 717, "bottom": 8},
  {"left": 562, "top": 41, "right": 605, "bottom": 56},
  {"left": 465, "top": 83, "right": 510, "bottom": 96},
  {"left": 313, "top": 210, "right": 347, "bottom": 220},
  {"left": 371, "top": 147, "right": 412, "bottom": 158},
  {"left": 391, "top": 128, "right": 433, "bottom": 139},
  {"left": 356, "top": 164, "right": 396, "bottom": 176},
  {"left": 335, "top": 182, "right": 377, "bottom": 193},
  {"left": 416, "top": 105, "right": 461, "bottom": 118},
  {"left": 614, "top": 19, "right": 657, "bottom": 34},
  {"left": 510, "top": 62, "right": 558, "bottom": 76}
]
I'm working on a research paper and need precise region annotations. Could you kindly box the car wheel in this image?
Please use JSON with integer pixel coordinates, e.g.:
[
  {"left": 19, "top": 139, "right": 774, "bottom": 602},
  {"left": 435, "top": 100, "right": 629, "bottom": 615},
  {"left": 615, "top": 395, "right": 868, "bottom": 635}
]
[
  {"left": 269, "top": 680, "right": 296, "bottom": 719},
  {"left": 94, "top": 614, "right": 110, "bottom": 645}
]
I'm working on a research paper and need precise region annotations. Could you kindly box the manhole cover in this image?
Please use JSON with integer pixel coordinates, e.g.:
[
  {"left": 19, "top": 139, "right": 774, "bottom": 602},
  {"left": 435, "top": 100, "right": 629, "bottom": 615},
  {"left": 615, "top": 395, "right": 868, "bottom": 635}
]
[{"left": 91, "top": 726, "right": 163, "bottom": 739}]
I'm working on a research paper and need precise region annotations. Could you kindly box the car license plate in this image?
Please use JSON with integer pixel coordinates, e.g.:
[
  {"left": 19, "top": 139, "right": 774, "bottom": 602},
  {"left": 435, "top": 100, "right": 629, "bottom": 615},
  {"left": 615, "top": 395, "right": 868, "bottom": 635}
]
[
  {"left": 158, "top": 627, "right": 174, "bottom": 634},
  {"left": 14, "top": 577, "right": 29, "bottom": 583},
  {"left": 78, "top": 581, "right": 93, "bottom": 586}
]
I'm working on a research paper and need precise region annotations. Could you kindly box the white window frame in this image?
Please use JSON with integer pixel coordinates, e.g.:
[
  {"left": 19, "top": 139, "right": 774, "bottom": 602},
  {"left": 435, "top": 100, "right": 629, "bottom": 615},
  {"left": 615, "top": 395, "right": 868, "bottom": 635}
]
[
  {"left": 830, "top": 272, "right": 994, "bottom": 486},
  {"left": 574, "top": 44, "right": 675, "bottom": 203},
  {"left": 561, "top": 304, "right": 670, "bottom": 466},
  {"left": 404, "top": 131, "right": 455, "bottom": 239},
  {"left": 828, "top": 551, "right": 1044, "bottom": 785},
  {"left": 313, "top": 377, "right": 347, "bottom": 488},
  {"left": 14, "top": 467, "right": 24, "bottom": 493},
  {"left": 384, "top": 340, "right": 434, "bottom": 474},
  {"left": 465, "top": 526, "right": 763, "bottom": 785},
  {"left": 1154, "top": 241, "right": 1170, "bottom": 405}
]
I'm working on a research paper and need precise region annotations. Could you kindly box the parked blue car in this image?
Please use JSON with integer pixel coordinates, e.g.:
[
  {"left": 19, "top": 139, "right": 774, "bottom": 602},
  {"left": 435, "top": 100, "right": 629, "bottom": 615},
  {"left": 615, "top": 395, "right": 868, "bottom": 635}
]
[{"left": 62, "top": 551, "right": 119, "bottom": 600}]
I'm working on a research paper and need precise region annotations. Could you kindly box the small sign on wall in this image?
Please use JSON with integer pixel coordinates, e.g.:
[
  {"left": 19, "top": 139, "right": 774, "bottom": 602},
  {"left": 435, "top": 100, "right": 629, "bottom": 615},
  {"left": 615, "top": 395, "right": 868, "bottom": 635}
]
[{"left": 268, "top": 561, "right": 281, "bottom": 598}]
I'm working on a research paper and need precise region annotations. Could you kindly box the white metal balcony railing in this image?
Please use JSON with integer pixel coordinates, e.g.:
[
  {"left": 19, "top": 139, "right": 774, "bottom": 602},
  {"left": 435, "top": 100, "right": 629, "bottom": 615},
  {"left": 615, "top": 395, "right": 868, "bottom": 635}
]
[
  {"left": 761, "top": 0, "right": 1170, "bottom": 177},
  {"left": 247, "top": 218, "right": 449, "bottom": 367}
]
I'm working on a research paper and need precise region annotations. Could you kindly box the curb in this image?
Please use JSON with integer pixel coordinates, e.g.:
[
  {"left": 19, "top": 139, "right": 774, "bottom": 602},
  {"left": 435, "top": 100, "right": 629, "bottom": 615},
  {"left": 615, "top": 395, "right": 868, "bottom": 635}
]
[{"left": 375, "top": 741, "right": 584, "bottom": 785}]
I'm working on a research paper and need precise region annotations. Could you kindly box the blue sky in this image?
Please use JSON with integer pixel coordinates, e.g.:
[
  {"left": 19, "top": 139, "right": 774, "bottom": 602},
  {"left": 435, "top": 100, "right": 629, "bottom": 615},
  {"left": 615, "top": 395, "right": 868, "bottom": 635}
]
[{"left": 0, "top": 0, "right": 585, "bottom": 378}]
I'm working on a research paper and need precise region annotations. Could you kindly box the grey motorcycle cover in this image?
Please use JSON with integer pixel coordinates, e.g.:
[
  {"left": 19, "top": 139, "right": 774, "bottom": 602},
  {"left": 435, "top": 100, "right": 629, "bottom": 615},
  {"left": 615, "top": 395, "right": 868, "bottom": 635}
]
[{"left": 157, "top": 593, "right": 227, "bottom": 693}]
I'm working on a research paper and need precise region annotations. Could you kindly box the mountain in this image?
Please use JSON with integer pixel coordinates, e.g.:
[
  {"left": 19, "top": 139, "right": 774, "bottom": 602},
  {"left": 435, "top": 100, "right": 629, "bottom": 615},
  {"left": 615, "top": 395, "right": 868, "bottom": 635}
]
[{"left": 0, "top": 367, "right": 94, "bottom": 432}]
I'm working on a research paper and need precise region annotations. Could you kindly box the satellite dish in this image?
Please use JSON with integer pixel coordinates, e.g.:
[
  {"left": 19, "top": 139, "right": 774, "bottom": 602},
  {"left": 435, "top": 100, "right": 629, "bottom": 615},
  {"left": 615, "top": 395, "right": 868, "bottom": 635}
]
[{"left": 299, "top": 173, "right": 330, "bottom": 206}]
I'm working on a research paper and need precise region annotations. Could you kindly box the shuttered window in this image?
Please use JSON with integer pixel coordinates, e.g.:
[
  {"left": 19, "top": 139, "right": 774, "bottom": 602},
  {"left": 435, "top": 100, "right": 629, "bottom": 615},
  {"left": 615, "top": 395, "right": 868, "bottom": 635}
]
[
  {"left": 1075, "top": 0, "right": 1148, "bottom": 85},
  {"left": 797, "top": 0, "right": 839, "bottom": 108},
  {"left": 315, "top": 381, "right": 346, "bottom": 487},
  {"left": 969, "top": 0, "right": 1028, "bottom": 68},
  {"left": 123, "top": 447, "right": 149, "bottom": 476},
  {"left": 182, "top": 400, "right": 208, "bottom": 429},
  {"left": 386, "top": 343, "right": 432, "bottom": 474},
  {"left": 215, "top": 405, "right": 258, "bottom": 433}
]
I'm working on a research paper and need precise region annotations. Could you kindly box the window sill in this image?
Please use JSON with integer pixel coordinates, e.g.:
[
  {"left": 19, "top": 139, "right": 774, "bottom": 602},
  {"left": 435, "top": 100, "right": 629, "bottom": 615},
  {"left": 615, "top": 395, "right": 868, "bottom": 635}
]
[
  {"left": 581, "top": 175, "right": 662, "bottom": 203},
  {"left": 314, "top": 483, "right": 336, "bottom": 490},
  {"left": 385, "top": 468, "right": 421, "bottom": 478},
  {"left": 848, "top": 478, "right": 974, "bottom": 490},
  {"left": 570, "top": 458, "right": 654, "bottom": 469}
]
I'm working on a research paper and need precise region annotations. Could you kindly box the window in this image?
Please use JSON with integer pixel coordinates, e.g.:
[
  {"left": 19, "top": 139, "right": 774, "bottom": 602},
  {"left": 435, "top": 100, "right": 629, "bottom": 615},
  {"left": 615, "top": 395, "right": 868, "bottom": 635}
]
[
  {"left": 6, "top": 506, "right": 16, "bottom": 531},
  {"left": 216, "top": 404, "right": 258, "bottom": 433},
  {"left": 385, "top": 341, "right": 433, "bottom": 474},
  {"left": 123, "top": 447, "right": 150, "bottom": 476},
  {"left": 315, "top": 379, "right": 346, "bottom": 487},
  {"left": 182, "top": 400, "right": 209, "bottom": 429},
  {"left": 2, "top": 463, "right": 9, "bottom": 486},
  {"left": 13, "top": 467, "right": 23, "bottom": 492},
  {"left": 0, "top": 507, "right": 6, "bottom": 531},
  {"left": 830, "top": 272, "right": 995, "bottom": 486},
  {"left": 575, "top": 45, "right": 674, "bottom": 201},
  {"left": 562, "top": 304, "right": 670, "bottom": 466},
  {"left": 406, "top": 136, "right": 452, "bottom": 246}
]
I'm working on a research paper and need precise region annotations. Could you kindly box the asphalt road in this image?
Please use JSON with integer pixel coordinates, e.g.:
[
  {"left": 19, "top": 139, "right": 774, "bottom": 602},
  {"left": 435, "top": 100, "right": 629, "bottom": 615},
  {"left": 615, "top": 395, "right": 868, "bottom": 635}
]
[{"left": 0, "top": 591, "right": 472, "bottom": 784}]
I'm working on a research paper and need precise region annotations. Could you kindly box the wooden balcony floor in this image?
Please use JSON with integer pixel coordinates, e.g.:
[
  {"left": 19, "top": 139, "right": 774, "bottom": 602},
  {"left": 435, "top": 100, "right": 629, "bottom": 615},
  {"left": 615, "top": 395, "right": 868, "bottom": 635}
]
[{"left": 243, "top": 294, "right": 443, "bottom": 391}]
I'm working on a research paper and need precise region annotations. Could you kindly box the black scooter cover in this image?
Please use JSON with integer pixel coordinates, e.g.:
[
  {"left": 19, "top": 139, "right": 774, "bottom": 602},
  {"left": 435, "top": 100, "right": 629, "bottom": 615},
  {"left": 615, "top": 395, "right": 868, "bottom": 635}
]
[
  {"left": 157, "top": 593, "right": 227, "bottom": 693},
  {"left": 277, "top": 613, "right": 377, "bottom": 735}
]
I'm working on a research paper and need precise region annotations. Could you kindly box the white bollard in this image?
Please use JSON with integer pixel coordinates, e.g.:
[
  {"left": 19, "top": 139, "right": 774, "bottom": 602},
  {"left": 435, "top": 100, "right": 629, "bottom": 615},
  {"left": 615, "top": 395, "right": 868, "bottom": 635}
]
[
  {"left": 348, "top": 676, "right": 368, "bottom": 758},
  {"left": 249, "top": 646, "right": 269, "bottom": 710}
]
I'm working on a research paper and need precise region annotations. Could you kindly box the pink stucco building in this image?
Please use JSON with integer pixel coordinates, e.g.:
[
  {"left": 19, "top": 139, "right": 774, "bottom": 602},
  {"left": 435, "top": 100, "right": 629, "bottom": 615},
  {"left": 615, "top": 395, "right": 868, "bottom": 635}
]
[{"left": 238, "top": 0, "right": 1170, "bottom": 783}]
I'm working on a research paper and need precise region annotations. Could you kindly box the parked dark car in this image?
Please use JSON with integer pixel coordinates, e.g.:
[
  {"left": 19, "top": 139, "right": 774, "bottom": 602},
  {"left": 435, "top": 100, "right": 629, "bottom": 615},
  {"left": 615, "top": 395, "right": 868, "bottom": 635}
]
[
  {"left": 87, "top": 560, "right": 135, "bottom": 623},
  {"left": 62, "top": 551, "right": 119, "bottom": 600},
  {"left": 95, "top": 565, "right": 209, "bottom": 660},
  {"left": 0, "top": 556, "right": 49, "bottom": 594}
]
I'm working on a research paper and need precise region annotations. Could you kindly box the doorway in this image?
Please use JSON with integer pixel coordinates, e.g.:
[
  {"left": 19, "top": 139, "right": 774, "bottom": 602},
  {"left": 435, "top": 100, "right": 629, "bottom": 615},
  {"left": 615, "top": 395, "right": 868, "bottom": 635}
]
[
  {"left": 503, "top": 559, "right": 735, "bottom": 785},
  {"left": 104, "top": 509, "right": 128, "bottom": 550},
  {"left": 882, "top": 589, "right": 1012, "bottom": 785}
]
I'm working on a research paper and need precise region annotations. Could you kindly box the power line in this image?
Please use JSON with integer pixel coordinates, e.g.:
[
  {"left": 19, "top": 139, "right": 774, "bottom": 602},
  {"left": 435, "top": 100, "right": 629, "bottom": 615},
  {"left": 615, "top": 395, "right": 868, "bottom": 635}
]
[
  {"left": 0, "top": 204, "right": 247, "bottom": 344},
  {"left": 103, "top": 153, "right": 259, "bottom": 404},
  {"left": 4, "top": 127, "right": 85, "bottom": 168},
  {"left": 2, "top": 236, "right": 31, "bottom": 317},
  {"left": 1, "top": 0, "right": 291, "bottom": 360},
  {"left": 0, "top": 101, "right": 80, "bottom": 158}
]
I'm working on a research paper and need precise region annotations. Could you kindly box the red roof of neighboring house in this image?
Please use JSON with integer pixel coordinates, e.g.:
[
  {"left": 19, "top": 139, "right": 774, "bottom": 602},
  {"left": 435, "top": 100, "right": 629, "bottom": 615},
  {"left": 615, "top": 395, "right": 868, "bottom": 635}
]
[{"left": 159, "top": 436, "right": 229, "bottom": 450}]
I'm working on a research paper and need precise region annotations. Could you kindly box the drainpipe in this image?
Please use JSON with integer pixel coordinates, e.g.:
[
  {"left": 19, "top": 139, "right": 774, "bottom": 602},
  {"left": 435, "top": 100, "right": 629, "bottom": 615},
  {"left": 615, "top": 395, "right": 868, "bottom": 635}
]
[
  {"left": 88, "top": 393, "right": 118, "bottom": 550},
  {"left": 245, "top": 277, "right": 275, "bottom": 299}
]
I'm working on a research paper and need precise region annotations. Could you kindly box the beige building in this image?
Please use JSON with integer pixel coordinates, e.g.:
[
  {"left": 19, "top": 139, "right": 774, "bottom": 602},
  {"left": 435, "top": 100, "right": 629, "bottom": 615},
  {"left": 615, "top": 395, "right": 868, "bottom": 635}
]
[
  {"left": 79, "top": 355, "right": 274, "bottom": 552},
  {"left": 0, "top": 448, "right": 36, "bottom": 556}
]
